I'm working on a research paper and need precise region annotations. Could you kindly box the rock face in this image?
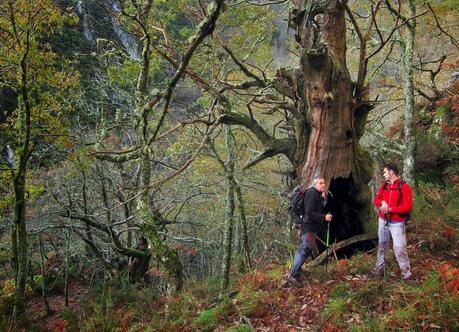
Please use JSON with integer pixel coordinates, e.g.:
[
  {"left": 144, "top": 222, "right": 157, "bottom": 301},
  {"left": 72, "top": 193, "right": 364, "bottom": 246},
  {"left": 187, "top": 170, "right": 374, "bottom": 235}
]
[
  {"left": 75, "top": 1, "right": 96, "bottom": 44},
  {"left": 75, "top": 0, "right": 140, "bottom": 60},
  {"left": 108, "top": 0, "right": 141, "bottom": 60}
]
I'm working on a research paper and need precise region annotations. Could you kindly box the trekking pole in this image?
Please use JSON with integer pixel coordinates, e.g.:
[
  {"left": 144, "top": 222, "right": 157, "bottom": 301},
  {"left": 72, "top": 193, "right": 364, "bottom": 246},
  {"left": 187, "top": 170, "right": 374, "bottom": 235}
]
[{"left": 325, "top": 215, "right": 331, "bottom": 279}]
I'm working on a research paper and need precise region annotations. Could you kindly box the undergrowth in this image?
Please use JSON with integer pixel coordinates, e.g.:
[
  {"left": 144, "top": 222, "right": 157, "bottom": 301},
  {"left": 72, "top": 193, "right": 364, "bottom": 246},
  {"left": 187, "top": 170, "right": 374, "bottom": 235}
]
[
  {"left": 13, "top": 184, "right": 457, "bottom": 331},
  {"left": 56, "top": 217, "right": 457, "bottom": 331},
  {"left": 320, "top": 209, "right": 459, "bottom": 331}
]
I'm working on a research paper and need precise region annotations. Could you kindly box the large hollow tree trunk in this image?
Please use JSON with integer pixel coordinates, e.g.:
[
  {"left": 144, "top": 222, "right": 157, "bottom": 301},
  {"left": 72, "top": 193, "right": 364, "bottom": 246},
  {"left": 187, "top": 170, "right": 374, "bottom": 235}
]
[
  {"left": 291, "top": 0, "right": 373, "bottom": 241},
  {"left": 219, "top": 1, "right": 373, "bottom": 241},
  {"left": 300, "top": 6, "right": 353, "bottom": 182}
]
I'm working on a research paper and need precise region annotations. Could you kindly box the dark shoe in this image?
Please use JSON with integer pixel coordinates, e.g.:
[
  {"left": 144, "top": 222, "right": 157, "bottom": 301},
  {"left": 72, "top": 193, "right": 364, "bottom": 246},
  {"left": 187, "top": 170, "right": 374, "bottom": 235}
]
[
  {"left": 371, "top": 271, "right": 383, "bottom": 280},
  {"left": 298, "top": 268, "right": 309, "bottom": 277},
  {"left": 287, "top": 275, "right": 302, "bottom": 288}
]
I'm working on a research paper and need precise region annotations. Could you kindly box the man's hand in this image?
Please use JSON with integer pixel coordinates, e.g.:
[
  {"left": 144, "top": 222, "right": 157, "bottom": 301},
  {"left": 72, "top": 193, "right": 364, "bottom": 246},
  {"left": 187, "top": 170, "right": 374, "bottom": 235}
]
[
  {"left": 325, "top": 213, "right": 332, "bottom": 222},
  {"left": 381, "top": 201, "right": 391, "bottom": 214}
]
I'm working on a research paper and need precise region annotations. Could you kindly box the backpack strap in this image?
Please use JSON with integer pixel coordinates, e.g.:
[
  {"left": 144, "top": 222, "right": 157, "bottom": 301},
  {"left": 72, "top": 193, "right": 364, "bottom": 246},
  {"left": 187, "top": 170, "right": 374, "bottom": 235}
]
[
  {"left": 382, "top": 180, "right": 405, "bottom": 207},
  {"left": 396, "top": 180, "right": 405, "bottom": 207},
  {"left": 382, "top": 181, "right": 388, "bottom": 191}
]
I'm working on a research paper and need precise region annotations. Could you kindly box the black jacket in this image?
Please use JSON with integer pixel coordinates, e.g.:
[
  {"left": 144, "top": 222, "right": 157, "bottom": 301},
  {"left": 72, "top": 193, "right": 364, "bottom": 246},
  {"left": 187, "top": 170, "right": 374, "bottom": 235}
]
[{"left": 300, "top": 187, "right": 326, "bottom": 234}]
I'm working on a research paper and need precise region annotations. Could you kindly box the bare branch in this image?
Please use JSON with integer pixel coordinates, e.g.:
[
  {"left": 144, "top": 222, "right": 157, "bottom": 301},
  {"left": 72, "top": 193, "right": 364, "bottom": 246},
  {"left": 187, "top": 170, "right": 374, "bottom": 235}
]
[
  {"left": 220, "top": 43, "right": 265, "bottom": 85},
  {"left": 242, "top": 138, "right": 293, "bottom": 169},
  {"left": 219, "top": 111, "right": 274, "bottom": 146},
  {"left": 308, "top": 232, "right": 377, "bottom": 267},
  {"left": 148, "top": 0, "right": 226, "bottom": 143},
  {"left": 91, "top": 147, "right": 142, "bottom": 162},
  {"left": 376, "top": 8, "right": 428, "bottom": 60},
  {"left": 426, "top": 3, "right": 459, "bottom": 49},
  {"left": 344, "top": 3, "right": 364, "bottom": 45},
  {"left": 229, "top": 0, "right": 288, "bottom": 6},
  {"left": 153, "top": 45, "right": 228, "bottom": 104}
]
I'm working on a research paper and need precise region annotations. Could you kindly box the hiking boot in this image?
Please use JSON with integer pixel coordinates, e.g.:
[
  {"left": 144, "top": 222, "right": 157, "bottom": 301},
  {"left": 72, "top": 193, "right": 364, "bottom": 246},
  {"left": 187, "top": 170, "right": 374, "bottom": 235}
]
[
  {"left": 287, "top": 275, "right": 302, "bottom": 288},
  {"left": 402, "top": 270, "right": 412, "bottom": 281},
  {"left": 298, "top": 268, "right": 310, "bottom": 277}
]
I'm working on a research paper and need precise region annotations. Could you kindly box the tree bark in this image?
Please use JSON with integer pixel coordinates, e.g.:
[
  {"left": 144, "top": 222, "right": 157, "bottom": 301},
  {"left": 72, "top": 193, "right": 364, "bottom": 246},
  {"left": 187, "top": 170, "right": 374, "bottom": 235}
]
[
  {"left": 39, "top": 235, "right": 51, "bottom": 315},
  {"left": 298, "top": 3, "right": 354, "bottom": 183},
  {"left": 289, "top": 0, "right": 373, "bottom": 240},
  {"left": 64, "top": 228, "right": 70, "bottom": 307},
  {"left": 221, "top": 126, "right": 236, "bottom": 292},
  {"left": 79, "top": 162, "right": 95, "bottom": 255},
  {"left": 235, "top": 181, "right": 252, "bottom": 270},
  {"left": 134, "top": 19, "right": 183, "bottom": 292},
  {"left": 308, "top": 232, "right": 377, "bottom": 267},
  {"left": 401, "top": 1, "right": 416, "bottom": 185},
  {"left": 217, "top": 1, "right": 377, "bottom": 242},
  {"left": 128, "top": 238, "right": 150, "bottom": 284},
  {"left": 12, "top": 27, "right": 32, "bottom": 316}
]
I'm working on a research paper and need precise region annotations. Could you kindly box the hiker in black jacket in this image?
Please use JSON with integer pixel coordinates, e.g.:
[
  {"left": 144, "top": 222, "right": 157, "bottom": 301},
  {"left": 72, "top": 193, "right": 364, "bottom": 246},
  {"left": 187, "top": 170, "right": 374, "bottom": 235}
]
[{"left": 287, "top": 177, "right": 332, "bottom": 287}]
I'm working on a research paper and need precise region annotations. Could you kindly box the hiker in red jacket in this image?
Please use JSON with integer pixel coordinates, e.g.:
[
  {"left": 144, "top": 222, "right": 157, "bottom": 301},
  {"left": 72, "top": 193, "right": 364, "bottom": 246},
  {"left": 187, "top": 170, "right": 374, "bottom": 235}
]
[{"left": 374, "top": 163, "right": 412, "bottom": 280}]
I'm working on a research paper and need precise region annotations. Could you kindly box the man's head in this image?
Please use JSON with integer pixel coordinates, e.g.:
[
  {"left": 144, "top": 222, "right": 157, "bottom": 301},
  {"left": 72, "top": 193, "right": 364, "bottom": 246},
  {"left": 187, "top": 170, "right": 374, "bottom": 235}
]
[
  {"left": 312, "top": 177, "right": 327, "bottom": 193},
  {"left": 383, "top": 163, "right": 399, "bottom": 181}
]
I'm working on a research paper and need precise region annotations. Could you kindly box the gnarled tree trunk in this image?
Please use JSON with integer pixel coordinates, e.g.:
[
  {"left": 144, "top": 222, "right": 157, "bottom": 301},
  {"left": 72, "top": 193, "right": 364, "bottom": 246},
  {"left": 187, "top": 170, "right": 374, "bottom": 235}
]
[
  {"left": 286, "top": 0, "right": 373, "bottom": 241},
  {"left": 220, "top": 0, "right": 374, "bottom": 241}
]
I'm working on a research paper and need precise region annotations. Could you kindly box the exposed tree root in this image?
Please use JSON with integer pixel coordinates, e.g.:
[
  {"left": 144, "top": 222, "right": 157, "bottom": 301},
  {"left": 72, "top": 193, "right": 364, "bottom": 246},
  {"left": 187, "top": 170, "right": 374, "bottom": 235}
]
[{"left": 308, "top": 232, "right": 377, "bottom": 267}]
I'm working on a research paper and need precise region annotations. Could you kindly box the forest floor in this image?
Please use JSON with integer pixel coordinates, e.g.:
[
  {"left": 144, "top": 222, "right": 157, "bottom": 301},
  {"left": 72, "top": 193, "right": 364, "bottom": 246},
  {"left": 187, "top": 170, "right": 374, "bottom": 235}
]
[
  {"left": 10, "top": 217, "right": 459, "bottom": 331},
  {"left": 26, "top": 280, "right": 87, "bottom": 331}
]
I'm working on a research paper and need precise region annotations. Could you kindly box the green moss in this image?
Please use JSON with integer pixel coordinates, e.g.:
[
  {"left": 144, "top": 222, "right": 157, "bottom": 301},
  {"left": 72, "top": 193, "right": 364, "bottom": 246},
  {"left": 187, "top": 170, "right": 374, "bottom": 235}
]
[
  {"left": 357, "top": 146, "right": 374, "bottom": 182},
  {"left": 192, "top": 308, "right": 218, "bottom": 331},
  {"left": 321, "top": 298, "right": 347, "bottom": 323},
  {"left": 330, "top": 283, "right": 348, "bottom": 298},
  {"left": 264, "top": 265, "right": 285, "bottom": 280},
  {"left": 224, "top": 323, "right": 253, "bottom": 332},
  {"left": 236, "top": 291, "right": 265, "bottom": 316},
  {"left": 348, "top": 252, "right": 374, "bottom": 275},
  {"left": 393, "top": 306, "right": 413, "bottom": 321},
  {"left": 355, "top": 318, "right": 387, "bottom": 332},
  {"left": 138, "top": 200, "right": 183, "bottom": 291},
  {"left": 445, "top": 195, "right": 459, "bottom": 222},
  {"left": 61, "top": 307, "right": 80, "bottom": 332}
]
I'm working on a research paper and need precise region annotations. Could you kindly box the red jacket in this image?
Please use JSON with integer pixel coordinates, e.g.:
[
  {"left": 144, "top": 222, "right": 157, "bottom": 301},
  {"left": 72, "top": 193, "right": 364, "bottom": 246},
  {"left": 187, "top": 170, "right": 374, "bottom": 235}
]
[{"left": 374, "top": 178, "right": 412, "bottom": 222}]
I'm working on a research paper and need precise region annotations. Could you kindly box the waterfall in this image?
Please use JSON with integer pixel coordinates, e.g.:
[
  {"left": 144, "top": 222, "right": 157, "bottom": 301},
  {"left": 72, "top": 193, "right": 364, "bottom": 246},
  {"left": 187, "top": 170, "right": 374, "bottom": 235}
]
[
  {"left": 75, "top": 0, "right": 140, "bottom": 60},
  {"left": 271, "top": 3, "right": 295, "bottom": 67},
  {"left": 2, "top": 145, "right": 15, "bottom": 168},
  {"left": 109, "top": 1, "right": 141, "bottom": 60},
  {"left": 75, "top": 1, "right": 96, "bottom": 44},
  {"left": 111, "top": 22, "right": 141, "bottom": 60}
]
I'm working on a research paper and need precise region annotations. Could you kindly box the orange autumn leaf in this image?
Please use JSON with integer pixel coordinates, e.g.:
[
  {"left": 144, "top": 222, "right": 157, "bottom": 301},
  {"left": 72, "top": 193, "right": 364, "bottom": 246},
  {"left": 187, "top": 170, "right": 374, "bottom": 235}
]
[
  {"left": 336, "top": 259, "right": 349, "bottom": 270},
  {"left": 438, "top": 262, "right": 459, "bottom": 295},
  {"left": 441, "top": 225, "right": 456, "bottom": 239}
]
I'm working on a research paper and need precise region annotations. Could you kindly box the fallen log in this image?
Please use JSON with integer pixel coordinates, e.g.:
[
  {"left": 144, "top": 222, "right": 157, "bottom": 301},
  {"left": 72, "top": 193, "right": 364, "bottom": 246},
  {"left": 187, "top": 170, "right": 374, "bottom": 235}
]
[{"left": 307, "top": 232, "right": 377, "bottom": 267}]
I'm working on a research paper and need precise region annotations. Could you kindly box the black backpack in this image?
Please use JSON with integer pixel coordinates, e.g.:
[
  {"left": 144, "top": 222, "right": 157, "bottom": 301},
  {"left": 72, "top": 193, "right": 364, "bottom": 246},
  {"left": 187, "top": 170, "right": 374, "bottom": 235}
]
[
  {"left": 288, "top": 186, "right": 309, "bottom": 224},
  {"left": 382, "top": 180, "right": 411, "bottom": 221}
]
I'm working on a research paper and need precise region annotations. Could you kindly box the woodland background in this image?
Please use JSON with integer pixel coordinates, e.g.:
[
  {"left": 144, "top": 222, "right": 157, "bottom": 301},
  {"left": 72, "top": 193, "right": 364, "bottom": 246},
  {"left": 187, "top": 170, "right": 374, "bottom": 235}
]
[{"left": 0, "top": 0, "right": 458, "bottom": 331}]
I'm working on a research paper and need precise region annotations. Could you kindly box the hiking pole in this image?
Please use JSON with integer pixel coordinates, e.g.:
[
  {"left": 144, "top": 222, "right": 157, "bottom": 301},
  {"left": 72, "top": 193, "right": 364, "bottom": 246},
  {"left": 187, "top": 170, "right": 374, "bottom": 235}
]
[{"left": 325, "top": 215, "right": 331, "bottom": 280}]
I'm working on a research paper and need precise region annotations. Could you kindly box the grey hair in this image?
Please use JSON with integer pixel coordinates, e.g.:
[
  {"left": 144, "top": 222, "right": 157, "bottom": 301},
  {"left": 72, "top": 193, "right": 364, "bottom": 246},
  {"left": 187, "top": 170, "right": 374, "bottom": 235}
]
[{"left": 312, "top": 177, "right": 324, "bottom": 185}]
